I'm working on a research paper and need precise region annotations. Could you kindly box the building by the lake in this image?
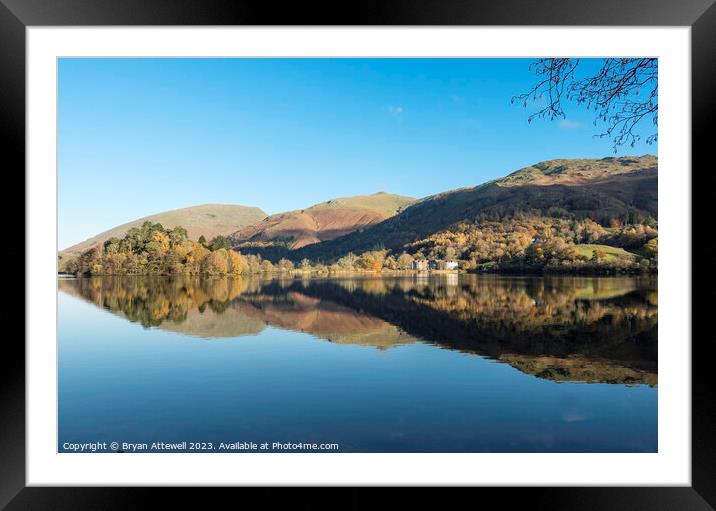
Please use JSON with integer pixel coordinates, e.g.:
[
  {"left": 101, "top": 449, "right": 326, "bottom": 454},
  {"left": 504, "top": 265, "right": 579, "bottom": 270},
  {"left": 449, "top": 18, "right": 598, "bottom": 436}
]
[
  {"left": 412, "top": 259, "right": 458, "bottom": 271},
  {"left": 440, "top": 260, "right": 459, "bottom": 270},
  {"left": 412, "top": 259, "right": 429, "bottom": 271},
  {"left": 430, "top": 259, "right": 458, "bottom": 270}
]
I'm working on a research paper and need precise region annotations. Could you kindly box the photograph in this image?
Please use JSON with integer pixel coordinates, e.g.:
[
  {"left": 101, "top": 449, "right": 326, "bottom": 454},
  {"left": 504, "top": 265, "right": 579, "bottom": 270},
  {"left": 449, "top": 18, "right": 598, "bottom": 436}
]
[
  {"left": 2, "top": 0, "right": 710, "bottom": 502},
  {"left": 56, "top": 57, "right": 659, "bottom": 454}
]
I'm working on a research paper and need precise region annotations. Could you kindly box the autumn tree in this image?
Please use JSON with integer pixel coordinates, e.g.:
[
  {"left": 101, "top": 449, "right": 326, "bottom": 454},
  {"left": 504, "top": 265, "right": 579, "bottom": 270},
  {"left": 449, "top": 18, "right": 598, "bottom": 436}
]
[
  {"left": 241, "top": 254, "right": 260, "bottom": 274},
  {"left": 336, "top": 252, "right": 358, "bottom": 270},
  {"left": 357, "top": 250, "right": 386, "bottom": 272},
  {"left": 169, "top": 226, "right": 188, "bottom": 246},
  {"left": 145, "top": 230, "right": 170, "bottom": 254},
  {"left": 185, "top": 245, "right": 210, "bottom": 274},
  {"left": 103, "top": 237, "right": 121, "bottom": 254},
  {"left": 202, "top": 249, "right": 230, "bottom": 275},
  {"left": 591, "top": 249, "right": 607, "bottom": 263},
  {"left": 397, "top": 252, "right": 414, "bottom": 270},
  {"left": 228, "top": 250, "right": 249, "bottom": 275},
  {"left": 163, "top": 249, "right": 183, "bottom": 274},
  {"left": 277, "top": 258, "right": 295, "bottom": 272},
  {"left": 381, "top": 255, "right": 397, "bottom": 270},
  {"left": 78, "top": 247, "right": 101, "bottom": 275}
]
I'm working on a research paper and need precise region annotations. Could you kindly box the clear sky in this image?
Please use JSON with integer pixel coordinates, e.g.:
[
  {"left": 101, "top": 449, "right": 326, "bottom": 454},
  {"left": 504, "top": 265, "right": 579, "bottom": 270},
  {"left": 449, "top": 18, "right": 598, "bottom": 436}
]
[{"left": 59, "top": 58, "right": 657, "bottom": 249}]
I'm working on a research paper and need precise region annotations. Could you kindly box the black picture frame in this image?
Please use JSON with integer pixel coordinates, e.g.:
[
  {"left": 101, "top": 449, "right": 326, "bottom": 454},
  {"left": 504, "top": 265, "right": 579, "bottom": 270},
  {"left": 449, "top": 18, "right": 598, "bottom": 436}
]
[{"left": 3, "top": 0, "right": 712, "bottom": 508}]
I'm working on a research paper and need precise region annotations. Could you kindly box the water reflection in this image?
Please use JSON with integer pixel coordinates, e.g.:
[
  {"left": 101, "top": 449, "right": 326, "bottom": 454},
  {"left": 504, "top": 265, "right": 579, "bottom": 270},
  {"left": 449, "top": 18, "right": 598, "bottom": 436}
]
[{"left": 59, "top": 274, "right": 657, "bottom": 385}]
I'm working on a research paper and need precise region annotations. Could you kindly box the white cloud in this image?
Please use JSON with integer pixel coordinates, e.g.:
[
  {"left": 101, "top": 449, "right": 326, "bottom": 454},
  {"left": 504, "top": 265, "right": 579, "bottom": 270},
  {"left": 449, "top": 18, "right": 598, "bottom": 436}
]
[
  {"left": 387, "top": 105, "right": 404, "bottom": 117},
  {"left": 559, "top": 119, "right": 583, "bottom": 129}
]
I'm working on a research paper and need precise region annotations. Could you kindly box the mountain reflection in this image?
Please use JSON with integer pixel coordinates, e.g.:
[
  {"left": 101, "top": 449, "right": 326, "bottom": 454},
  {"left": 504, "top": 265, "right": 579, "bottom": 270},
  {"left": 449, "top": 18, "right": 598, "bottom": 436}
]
[{"left": 59, "top": 274, "right": 657, "bottom": 385}]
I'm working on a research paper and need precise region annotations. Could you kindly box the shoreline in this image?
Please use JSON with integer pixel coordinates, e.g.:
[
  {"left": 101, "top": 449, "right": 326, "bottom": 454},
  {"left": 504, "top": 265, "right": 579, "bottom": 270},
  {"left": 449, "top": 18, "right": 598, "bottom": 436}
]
[{"left": 57, "top": 268, "right": 656, "bottom": 278}]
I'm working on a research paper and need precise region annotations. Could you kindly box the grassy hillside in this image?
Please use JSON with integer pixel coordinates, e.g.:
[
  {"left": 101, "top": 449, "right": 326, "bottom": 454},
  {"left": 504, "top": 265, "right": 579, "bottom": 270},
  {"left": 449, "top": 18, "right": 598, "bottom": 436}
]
[
  {"left": 60, "top": 204, "right": 267, "bottom": 257},
  {"left": 293, "top": 156, "right": 657, "bottom": 262},
  {"left": 229, "top": 192, "right": 415, "bottom": 250},
  {"left": 572, "top": 244, "right": 639, "bottom": 262},
  {"left": 309, "top": 192, "right": 416, "bottom": 217},
  {"left": 497, "top": 155, "right": 657, "bottom": 187}
]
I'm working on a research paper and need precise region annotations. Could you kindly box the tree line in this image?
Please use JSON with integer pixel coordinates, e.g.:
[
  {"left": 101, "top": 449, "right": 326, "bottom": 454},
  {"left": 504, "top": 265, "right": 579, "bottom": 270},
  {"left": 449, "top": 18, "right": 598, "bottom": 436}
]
[
  {"left": 60, "top": 221, "right": 254, "bottom": 276},
  {"left": 58, "top": 221, "right": 386, "bottom": 277},
  {"left": 60, "top": 213, "right": 657, "bottom": 277}
]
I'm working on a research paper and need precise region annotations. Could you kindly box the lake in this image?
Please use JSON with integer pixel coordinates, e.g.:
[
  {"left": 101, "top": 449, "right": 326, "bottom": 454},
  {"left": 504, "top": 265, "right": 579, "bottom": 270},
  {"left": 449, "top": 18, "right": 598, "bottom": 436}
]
[{"left": 58, "top": 274, "right": 657, "bottom": 453}]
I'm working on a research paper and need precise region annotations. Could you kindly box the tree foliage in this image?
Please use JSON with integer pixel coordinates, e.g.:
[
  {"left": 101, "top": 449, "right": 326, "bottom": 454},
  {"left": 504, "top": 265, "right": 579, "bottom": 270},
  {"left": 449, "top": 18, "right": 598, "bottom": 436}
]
[
  {"left": 60, "top": 212, "right": 658, "bottom": 277},
  {"left": 208, "top": 235, "right": 231, "bottom": 251},
  {"left": 62, "top": 221, "right": 254, "bottom": 276},
  {"left": 405, "top": 214, "right": 657, "bottom": 274}
]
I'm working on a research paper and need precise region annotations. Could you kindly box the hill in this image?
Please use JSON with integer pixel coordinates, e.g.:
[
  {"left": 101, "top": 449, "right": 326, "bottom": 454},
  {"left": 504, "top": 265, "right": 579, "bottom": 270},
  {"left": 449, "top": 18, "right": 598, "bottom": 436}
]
[
  {"left": 59, "top": 204, "right": 267, "bottom": 258},
  {"left": 229, "top": 192, "right": 415, "bottom": 250},
  {"left": 293, "top": 156, "right": 657, "bottom": 262},
  {"left": 497, "top": 155, "right": 657, "bottom": 187}
]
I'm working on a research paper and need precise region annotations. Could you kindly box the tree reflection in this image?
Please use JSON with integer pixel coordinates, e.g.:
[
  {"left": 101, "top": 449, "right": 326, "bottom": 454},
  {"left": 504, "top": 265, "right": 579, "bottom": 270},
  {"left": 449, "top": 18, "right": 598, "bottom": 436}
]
[{"left": 59, "top": 274, "right": 657, "bottom": 385}]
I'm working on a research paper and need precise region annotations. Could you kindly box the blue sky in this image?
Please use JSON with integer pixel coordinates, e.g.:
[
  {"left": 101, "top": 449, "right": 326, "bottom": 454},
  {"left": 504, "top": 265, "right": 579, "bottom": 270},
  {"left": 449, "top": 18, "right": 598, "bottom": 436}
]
[{"left": 59, "top": 58, "right": 657, "bottom": 249}]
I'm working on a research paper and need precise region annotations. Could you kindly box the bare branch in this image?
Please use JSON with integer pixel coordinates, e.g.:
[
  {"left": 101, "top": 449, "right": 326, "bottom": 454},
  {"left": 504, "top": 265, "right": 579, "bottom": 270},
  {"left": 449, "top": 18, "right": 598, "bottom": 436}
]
[{"left": 512, "top": 58, "right": 658, "bottom": 151}]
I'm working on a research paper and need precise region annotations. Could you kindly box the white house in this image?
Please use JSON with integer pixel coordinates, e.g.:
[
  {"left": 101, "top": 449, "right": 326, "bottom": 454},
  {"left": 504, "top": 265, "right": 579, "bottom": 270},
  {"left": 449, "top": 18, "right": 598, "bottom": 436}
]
[
  {"left": 444, "top": 260, "right": 458, "bottom": 270},
  {"left": 411, "top": 260, "right": 428, "bottom": 271}
]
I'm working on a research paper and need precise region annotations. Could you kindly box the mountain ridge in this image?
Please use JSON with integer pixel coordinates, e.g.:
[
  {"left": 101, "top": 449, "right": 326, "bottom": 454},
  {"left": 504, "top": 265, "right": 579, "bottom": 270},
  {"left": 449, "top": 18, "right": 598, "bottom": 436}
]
[
  {"left": 496, "top": 155, "right": 657, "bottom": 187},
  {"left": 229, "top": 192, "right": 416, "bottom": 250},
  {"left": 292, "top": 155, "right": 658, "bottom": 262},
  {"left": 60, "top": 155, "right": 657, "bottom": 267}
]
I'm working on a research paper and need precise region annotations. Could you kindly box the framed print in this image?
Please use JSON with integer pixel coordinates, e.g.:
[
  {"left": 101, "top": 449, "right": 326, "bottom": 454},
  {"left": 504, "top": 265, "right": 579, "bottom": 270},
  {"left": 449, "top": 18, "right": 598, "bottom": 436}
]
[{"left": 4, "top": 0, "right": 714, "bottom": 507}]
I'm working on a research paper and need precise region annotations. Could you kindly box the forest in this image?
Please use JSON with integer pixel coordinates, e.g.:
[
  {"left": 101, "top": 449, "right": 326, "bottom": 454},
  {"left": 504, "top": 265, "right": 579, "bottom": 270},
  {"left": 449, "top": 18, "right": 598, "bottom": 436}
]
[
  {"left": 404, "top": 213, "right": 658, "bottom": 274},
  {"left": 59, "top": 211, "right": 657, "bottom": 277}
]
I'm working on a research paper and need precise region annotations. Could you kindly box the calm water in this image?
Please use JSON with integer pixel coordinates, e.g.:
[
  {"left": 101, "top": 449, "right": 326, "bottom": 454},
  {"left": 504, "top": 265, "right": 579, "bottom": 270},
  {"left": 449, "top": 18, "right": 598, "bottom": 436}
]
[{"left": 58, "top": 274, "right": 657, "bottom": 453}]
